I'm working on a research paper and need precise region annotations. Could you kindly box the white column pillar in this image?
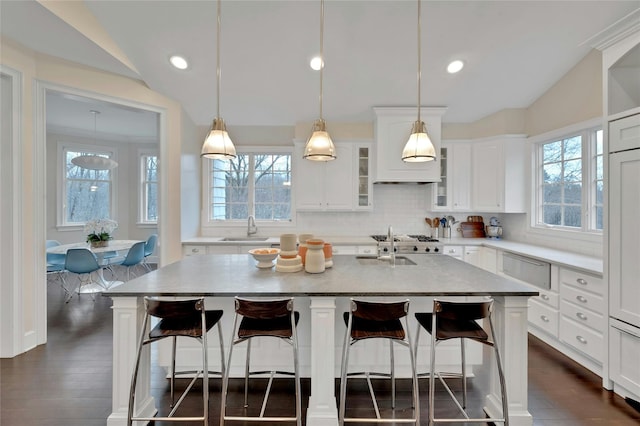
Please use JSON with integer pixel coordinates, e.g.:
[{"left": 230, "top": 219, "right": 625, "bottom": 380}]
[
  {"left": 107, "top": 296, "right": 157, "bottom": 426},
  {"left": 307, "top": 297, "right": 339, "bottom": 426},
  {"left": 484, "top": 295, "right": 533, "bottom": 426}
]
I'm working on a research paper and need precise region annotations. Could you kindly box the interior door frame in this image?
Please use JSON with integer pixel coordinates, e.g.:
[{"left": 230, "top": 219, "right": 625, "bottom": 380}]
[
  {"left": 0, "top": 65, "right": 24, "bottom": 358},
  {"left": 34, "top": 81, "right": 165, "bottom": 346}
]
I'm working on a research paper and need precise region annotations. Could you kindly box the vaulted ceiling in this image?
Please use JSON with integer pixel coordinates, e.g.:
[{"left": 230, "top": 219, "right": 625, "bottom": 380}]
[{"left": 2, "top": 0, "right": 638, "bottom": 135}]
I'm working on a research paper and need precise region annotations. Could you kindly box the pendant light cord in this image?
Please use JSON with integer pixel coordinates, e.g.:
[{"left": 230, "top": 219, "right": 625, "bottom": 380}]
[
  {"left": 216, "top": 0, "right": 221, "bottom": 118},
  {"left": 319, "top": 0, "right": 325, "bottom": 121},
  {"left": 417, "top": 0, "right": 421, "bottom": 123}
]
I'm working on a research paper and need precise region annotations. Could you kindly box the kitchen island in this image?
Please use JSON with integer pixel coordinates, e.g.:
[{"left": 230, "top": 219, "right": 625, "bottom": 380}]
[{"left": 105, "top": 254, "right": 537, "bottom": 426}]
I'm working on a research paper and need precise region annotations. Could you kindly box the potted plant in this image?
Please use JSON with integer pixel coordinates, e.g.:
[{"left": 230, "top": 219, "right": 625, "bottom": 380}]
[{"left": 85, "top": 219, "right": 118, "bottom": 248}]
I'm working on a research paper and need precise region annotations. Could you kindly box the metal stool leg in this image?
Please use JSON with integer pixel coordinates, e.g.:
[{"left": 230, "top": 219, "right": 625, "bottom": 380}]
[
  {"left": 461, "top": 338, "right": 467, "bottom": 408},
  {"left": 244, "top": 339, "right": 251, "bottom": 407},
  {"left": 390, "top": 342, "right": 396, "bottom": 409}
]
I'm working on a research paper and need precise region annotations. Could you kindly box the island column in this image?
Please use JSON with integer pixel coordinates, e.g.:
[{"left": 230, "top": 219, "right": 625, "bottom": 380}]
[{"left": 306, "top": 297, "right": 339, "bottom": 425}]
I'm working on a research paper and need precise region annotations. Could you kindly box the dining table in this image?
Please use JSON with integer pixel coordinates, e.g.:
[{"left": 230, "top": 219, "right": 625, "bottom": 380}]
[
  {"left": 104, "top": 253, "right": 538, "bottom": 426},
  {"left": 47, "top": 239, "right": 143, "bottom": 292}
]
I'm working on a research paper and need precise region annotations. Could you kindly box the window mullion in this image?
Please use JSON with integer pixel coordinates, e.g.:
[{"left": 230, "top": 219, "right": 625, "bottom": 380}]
[{"left": 248, "top": 154, "right": 256, "bottom": 217}]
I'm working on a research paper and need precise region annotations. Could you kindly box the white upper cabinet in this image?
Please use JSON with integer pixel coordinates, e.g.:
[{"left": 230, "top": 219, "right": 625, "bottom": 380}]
[
  {"left": 293, "top": 140, "right": 372, "bottom": 212},
  {"left": 471, "top": 135, "right": 527, "bottom": 213},
  {"left": 373, "top": 107, "right": 447, "bottom": 183},
  {"left": 430, "top": 141, "right": 471, "bottom": 211}
]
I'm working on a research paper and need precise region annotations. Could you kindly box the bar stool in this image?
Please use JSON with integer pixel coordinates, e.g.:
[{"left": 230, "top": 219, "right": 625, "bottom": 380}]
[
  {"left": 414, "top": 298, "right": 509, "bottom": 425},
  {"left": 127, "top": 297, "right": 225, "bottom": 425},
  {"left": 220, "top": 297, "right": 301, "bottom": 425},
  {"left": 339, "top": 299, "right": 419, "bottom": 425}
]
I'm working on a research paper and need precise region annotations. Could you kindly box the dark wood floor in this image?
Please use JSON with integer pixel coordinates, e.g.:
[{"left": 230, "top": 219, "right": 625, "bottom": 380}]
[{"left": 2, "top": 273, "right": 639, "bottom": 425}]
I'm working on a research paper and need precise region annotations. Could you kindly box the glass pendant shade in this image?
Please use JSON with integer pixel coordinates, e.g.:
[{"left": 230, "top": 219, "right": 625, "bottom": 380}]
[
  {"left": 304, "top": 119, "right": 336, "bottom": 161},
  {"left": 71, "top": 155, "right": 118, "bottom": 170},
  {"left": 201, "top": 117, "right": 236, "bottom": 160},
  {"left": 402, "top": 120, "right": 436, "bottom": 162}
]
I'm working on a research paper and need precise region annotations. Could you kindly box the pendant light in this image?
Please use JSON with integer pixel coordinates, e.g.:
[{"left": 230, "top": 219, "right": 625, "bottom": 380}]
[
  {"left": 71, "top": 110, "right": 118, "bottom": 170},
  {"left": 304, "top": 0, "right": 336, "bottom": 161},
  {"left": 402, "top": 0, "right": 436, "bottom": 163},
  {"left": 201, "top": 0, "right": 236, "bottom": 160}
]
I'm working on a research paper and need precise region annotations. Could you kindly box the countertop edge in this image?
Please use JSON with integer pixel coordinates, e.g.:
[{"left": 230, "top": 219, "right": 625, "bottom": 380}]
[{"left": 182, "top": 237, "right": 602, "bottom": 275}]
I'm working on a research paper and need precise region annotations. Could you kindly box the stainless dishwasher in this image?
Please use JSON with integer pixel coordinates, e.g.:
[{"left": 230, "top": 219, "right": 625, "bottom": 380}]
[{"left": 502, "top": 252, "right": 551, "bottom": 289}]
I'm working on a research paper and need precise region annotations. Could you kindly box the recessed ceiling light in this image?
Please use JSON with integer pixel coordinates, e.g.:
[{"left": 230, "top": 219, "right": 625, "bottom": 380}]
[
  {"left": 310, "top": 56, "right": 324, "bottom": 71},
  {"left": 169, "top": 55, "right": 189, "bottom": 70},
  {"left": 447, "top": 60, "right": 464, "bottom": 74}
]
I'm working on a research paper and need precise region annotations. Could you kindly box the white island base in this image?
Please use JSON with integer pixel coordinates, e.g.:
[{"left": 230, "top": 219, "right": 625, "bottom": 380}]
[{"left": 105, "top": 254, "right": 535, "bottom": 425}]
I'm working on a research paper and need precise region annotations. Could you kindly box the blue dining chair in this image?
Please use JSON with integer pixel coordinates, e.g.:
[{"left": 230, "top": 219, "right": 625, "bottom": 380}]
[
  {"left": 64, "top": 248, "right": 105, "bottom": 299},
  {"left": 46, "top": 240, "right": 71, "bottom": 302},
  {"left": 116, "top": 241, "right": 146, "bottom": 281},
  {"left": 142, "top": 234, "right": 157, "bottom": 272}
]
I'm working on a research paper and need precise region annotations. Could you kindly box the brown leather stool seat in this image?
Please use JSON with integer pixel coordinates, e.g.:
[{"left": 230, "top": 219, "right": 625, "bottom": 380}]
[
  {"left": 414, "top": 298, "right": 509, "bottom": 425},
  {"left": 220, "top": 297, "right": 301, "bottom": 425},
  {"left": 339, "top": 299, "right": 419, "bottom": 425},
  {"left": 127, "top": 297, "right": 225, "bottom": 425}
]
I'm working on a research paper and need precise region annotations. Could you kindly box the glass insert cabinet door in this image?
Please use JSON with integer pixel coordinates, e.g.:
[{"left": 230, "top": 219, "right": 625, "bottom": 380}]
[
  {"left": 357, "top": 145, "right": 372, "bottom": 210},
  {"left": 435, "top": 146, "right": 448, "bottom": 207}
]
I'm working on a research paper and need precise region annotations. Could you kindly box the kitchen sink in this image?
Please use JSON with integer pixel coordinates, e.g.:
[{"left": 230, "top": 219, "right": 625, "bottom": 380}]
[
  {"left": 356, "top": 256, "right": 417, "bottom": 266},
  {"left": 221, "top": 237, "right": 269, "bottom": 242}
]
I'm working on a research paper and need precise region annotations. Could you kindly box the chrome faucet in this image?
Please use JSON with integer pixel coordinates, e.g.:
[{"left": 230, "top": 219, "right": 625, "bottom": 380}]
[
  {"left": 247, "top": 215, "right": 258, "bottom": 236},
  {"left": 377, "top": 225, "right": 396, "bottom": 266}
]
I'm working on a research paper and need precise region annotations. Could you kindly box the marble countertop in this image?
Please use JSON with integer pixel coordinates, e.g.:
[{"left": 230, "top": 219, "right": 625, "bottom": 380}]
[
  {"left": 105, "top": 253, "right": 537, "bottom": 298},
  {"left": 183, "top": 236, "right": 602, "bottom": 274}
]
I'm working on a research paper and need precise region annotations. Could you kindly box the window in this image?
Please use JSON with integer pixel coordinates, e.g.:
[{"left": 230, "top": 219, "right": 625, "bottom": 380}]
[
  {"left": 62, "top": 145, "right": 115, "bottom": 225},
  {"left": 140, "top": 153, "right": 158, "bottom": 223},
  {"left": 205, "top": 150, "right": 292, "bottom": 223},
  {"left": 535, "top": 126, "right": 603, "bottom": 232}
]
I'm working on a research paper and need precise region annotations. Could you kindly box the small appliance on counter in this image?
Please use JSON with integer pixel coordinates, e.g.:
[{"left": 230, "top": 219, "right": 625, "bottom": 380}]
[{"left": 485, "top": 216, "right": 503, "bottom": 239}]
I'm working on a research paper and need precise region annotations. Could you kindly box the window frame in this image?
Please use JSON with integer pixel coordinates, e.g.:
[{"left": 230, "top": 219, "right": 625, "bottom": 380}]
[
  {"left": 201, "top": 146, "right": 294, "bottom": 229},
  {"left": 138, "top": 148, "right": 159, "bottom": 226},
  {"left": 57, "top": 142, "right": 117, "bottom": 229},
  {"left": 530, "top": 118, "right": 603, "bottom": 237}
]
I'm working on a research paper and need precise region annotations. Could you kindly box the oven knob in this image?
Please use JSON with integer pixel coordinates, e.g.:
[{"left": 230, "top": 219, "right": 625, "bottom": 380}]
[
  {"left": 413, "top": 246, "right": 418, "bottom": 251},
  {"left": 393, "top": 247, "right": 398, "bottom": 253},
  {"left": 425, "top": 247, "right": 431, "bottom": 253},
  {"left": 434, "top": 247, "right": 440, "bottom": 253},
  {"left": 383, "top": 247, "right": 389, "bottom": 253}
]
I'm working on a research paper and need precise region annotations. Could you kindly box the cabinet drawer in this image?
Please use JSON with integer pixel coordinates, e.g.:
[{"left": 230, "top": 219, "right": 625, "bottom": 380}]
[
  {"left": 560, "top": 268, "right": 604, "bottom": 296},
  {"left": 560, "top": 317, "right": 604, "bottom": 362},
  {"left": 183, "top": 245, "right": 207, "bottom": 256},
  {"left": 443, "top": 245, "right": 463, "bottom": 258},
  {"left": 529, "top": 298, "right": 559, "bottom": 337},
  {"left": 332, "top": 245, "right": 358, "bottom": 256},
  {"left": 534, "top": 288, "right": 559, "bottom": 309},
  {"left": 357, "top": 246, "right": 377, "bottom": 256},
  {"left": 561, "top": 300, "right": 605, "bottom": 333},
  {"left": 560, "top": 284, "right": 604, "bottom": 315}
]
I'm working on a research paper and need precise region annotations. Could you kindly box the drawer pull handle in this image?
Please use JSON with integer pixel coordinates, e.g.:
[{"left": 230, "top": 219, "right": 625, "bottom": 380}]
[
  {"left": 541, "top": 294, "right": 549, "bottom": 301},
  {"left": 192, "top": 248, "right": 198, "bottom": 253},
  {"left": 576, "top": 278, "right": 587, "bottom": 285},
  {"left": 540, "top": 315, "right": 549, "bottom": 323},
  {"left": 576, "top": 295, "right": 588, "bottom": 303},
  {"left": 363, "top": 249, "right": 372, "bottom": 254},
  {"left": 576, "top": 312, "right": 588, "bottom": 321},
  {"left": 576, "top": 335, "right": 587, "bottom": 344}
]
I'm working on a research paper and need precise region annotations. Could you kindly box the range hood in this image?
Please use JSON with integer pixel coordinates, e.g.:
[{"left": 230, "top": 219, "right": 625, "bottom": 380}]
[{"left": 373, "top": 107, "right": 446, "bottom": 183}]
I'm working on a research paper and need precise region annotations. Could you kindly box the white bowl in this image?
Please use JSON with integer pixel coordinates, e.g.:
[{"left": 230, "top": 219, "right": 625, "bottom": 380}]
[{"left": 248, "top": 248, "right": 280, "bottom": 268}]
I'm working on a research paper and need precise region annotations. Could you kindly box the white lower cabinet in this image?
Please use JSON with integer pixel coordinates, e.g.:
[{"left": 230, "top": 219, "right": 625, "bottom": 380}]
[
  {"left": 609, "top": 318, "right": 640, "bottom": 400},
  {"left": 528, "top": 298, "right": 559, "bottom": 337},
  {"left": 443, "top": 245, "right": 463, "bottom": 259},
  {"left": 183, "top": 245, "right": 208, "bottom": 256}
]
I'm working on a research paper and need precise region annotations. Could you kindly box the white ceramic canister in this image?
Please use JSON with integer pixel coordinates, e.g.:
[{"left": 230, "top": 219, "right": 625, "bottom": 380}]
[
  {"left": 305, "top": 239, "right": 325, "bottom": 273},
  {"left": 280, "top": 233, "right": 298, "bottom": 253}
]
